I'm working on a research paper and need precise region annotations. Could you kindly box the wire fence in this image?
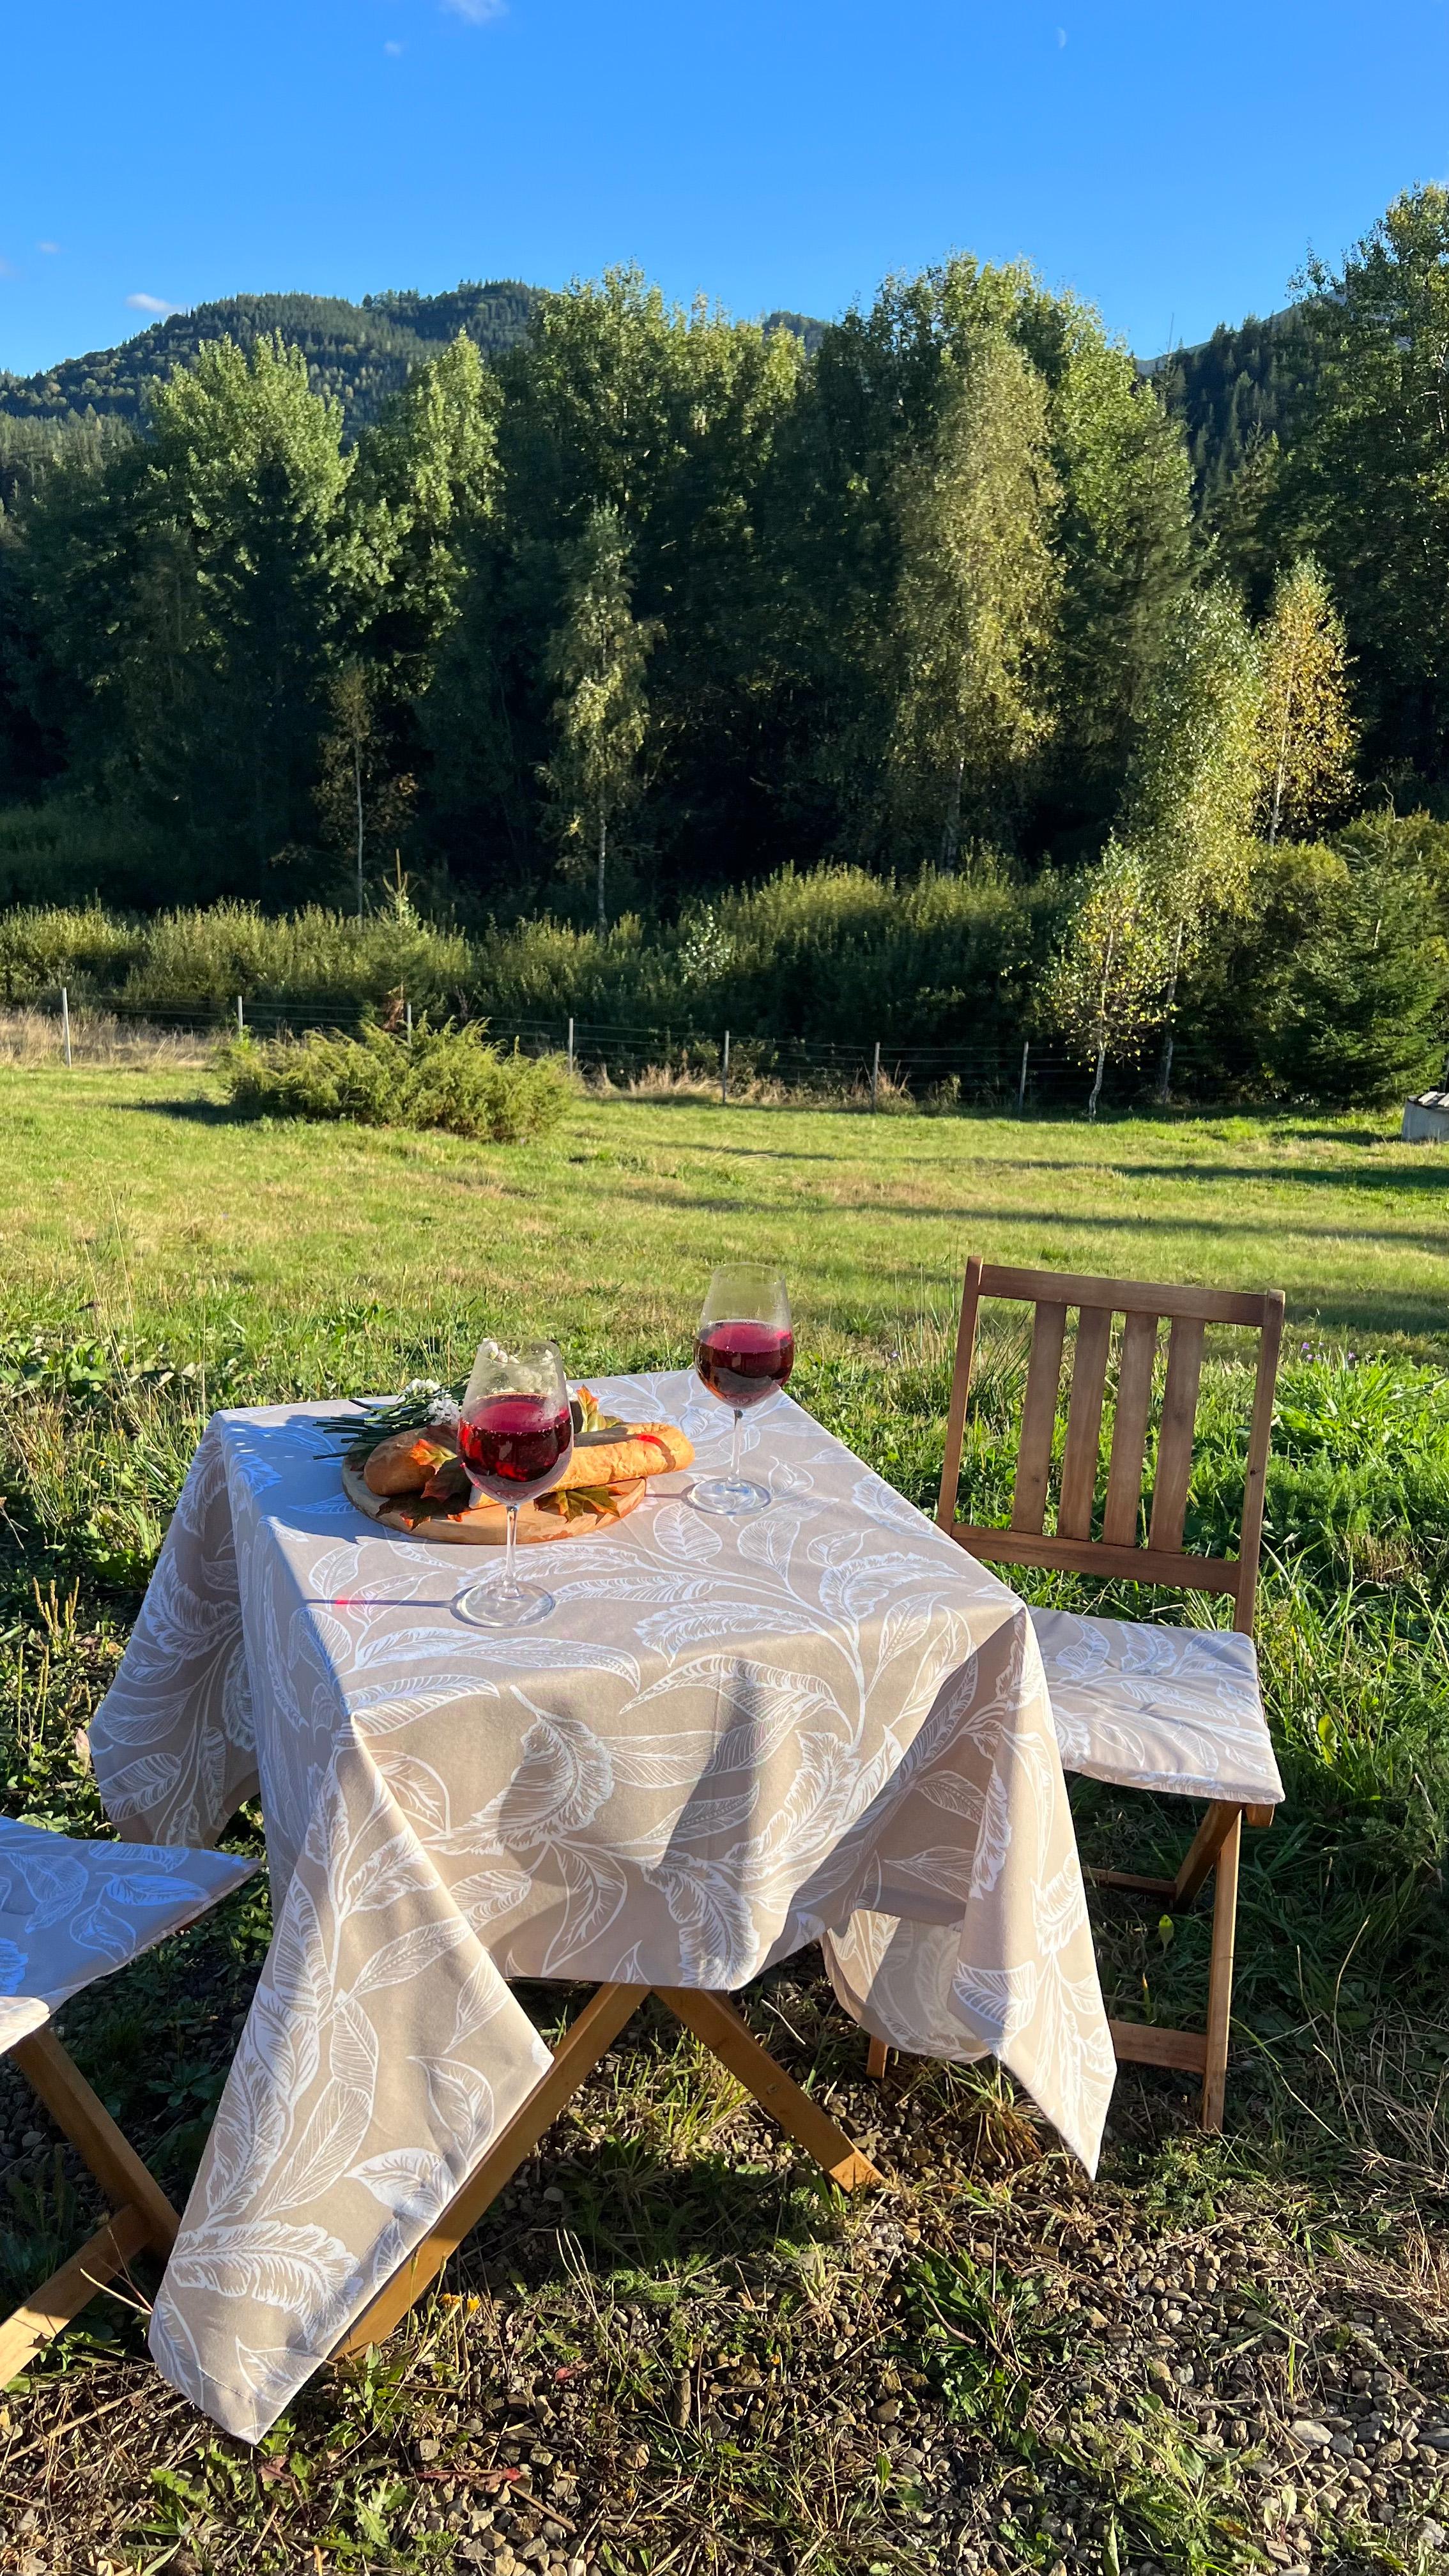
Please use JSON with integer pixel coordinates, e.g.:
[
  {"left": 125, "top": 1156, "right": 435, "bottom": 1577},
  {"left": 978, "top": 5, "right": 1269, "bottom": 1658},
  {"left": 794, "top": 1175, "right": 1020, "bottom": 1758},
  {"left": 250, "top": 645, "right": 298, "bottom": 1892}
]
[{"left": 9, "top": 983, "right": 1227, "bottom": 1111}]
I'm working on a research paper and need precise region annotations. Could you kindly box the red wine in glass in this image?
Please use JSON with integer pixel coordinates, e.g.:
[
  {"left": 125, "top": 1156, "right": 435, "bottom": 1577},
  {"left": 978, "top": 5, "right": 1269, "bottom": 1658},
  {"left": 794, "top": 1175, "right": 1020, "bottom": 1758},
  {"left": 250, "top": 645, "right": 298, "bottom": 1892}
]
[
  {"left": 454, "top": 1340, "right": 574, "bottom": 1628},
  {"left": 692, "top": 1264, "right": 792, "bottom": 1517},
  {"left": 457, "top": 1396, "right": 574, "bottom": 1502},
  {"left": 693, "top": 1319, "right": 794, "bottom": 1409}
]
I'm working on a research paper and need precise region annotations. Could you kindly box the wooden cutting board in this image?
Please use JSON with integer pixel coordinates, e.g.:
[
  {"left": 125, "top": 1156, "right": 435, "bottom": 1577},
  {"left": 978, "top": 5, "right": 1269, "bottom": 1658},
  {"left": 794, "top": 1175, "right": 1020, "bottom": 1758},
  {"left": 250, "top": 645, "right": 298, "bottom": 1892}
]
[{"left": 341, "top": 1458, "right": 648, "bottom": 1545}]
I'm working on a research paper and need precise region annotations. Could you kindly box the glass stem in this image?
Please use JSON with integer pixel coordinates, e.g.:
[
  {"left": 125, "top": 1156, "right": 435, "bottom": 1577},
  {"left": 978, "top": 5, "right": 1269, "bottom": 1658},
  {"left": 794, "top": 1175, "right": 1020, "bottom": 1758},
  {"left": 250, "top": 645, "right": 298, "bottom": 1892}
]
[
  {"left": 730, "top": 1408, "right": 742, "bottom": 1485},
  {"left": 504, "top": 1503, "right": 519, "bottom": 1593}
]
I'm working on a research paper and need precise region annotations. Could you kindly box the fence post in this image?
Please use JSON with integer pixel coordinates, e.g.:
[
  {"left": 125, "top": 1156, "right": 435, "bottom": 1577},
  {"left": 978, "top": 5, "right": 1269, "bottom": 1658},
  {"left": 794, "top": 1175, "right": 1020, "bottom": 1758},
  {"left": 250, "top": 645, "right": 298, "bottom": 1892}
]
[
  {"left": 235, "top": 995, "right": 245, "bottom": 1038},
  {"left": 60, "top": 986, "right": 72, "bottom": 1068},
  {"left": 721, "top": 1029, "right": 730, "bottom": 1106},
  {"left": 871, "top": 1040, "right": 880, "bottom": 1113},
  {"left": 1016, "top": 1039, "right": 1029, "bottom": 1116},
  {"left": 567, "top": 1016, "right": 575, "bottom": 1078},
  {"left": 405, "top": 999, "right": 413, "bottom": 1046}
]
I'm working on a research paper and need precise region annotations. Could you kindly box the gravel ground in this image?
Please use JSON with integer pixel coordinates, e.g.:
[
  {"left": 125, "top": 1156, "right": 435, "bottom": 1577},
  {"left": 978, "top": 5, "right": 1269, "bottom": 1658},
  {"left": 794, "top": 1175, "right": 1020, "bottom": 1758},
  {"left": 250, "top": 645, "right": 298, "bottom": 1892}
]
[{"left": 2, "top": 1963, "right": 1447, "bottom": 2576}]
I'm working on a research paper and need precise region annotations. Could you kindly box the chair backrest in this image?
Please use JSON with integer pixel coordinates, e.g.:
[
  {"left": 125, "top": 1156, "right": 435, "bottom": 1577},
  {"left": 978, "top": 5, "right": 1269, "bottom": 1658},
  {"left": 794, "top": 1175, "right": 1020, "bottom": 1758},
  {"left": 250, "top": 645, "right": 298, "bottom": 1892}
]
[{"left": 937, "top": 1259, "right": 1285, "bottom": 1636}]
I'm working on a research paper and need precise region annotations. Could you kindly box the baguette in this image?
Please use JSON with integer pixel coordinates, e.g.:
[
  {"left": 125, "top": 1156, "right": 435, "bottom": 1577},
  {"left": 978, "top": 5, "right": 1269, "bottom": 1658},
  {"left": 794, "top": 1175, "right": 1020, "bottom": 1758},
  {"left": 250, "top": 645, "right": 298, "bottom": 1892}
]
[{"left": 556, "top": 1423, "right": 694, "bottom": 1488}]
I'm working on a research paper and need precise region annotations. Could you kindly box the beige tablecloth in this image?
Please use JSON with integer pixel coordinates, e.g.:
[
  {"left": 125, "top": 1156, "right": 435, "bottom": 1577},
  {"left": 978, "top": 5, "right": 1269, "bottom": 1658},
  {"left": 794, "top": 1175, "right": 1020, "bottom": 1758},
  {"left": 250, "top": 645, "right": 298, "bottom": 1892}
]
[{"left": 89, "top": 1372, "right": 1114, "bottom": 2441}]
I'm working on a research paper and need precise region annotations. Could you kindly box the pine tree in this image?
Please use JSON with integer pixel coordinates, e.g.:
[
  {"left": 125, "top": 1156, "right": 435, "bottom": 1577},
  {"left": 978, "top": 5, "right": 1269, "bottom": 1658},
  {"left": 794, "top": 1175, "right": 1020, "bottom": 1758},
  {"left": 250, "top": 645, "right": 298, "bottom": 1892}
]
[
  {"left": 1256, "top": 555, "right": 1355, "bottom": 845},
  {"left": 887, "top": 334, "right": 1061, "bottom": 868},
  {"left": 540, "top": 504, "right": 659, "bottom": 928}
]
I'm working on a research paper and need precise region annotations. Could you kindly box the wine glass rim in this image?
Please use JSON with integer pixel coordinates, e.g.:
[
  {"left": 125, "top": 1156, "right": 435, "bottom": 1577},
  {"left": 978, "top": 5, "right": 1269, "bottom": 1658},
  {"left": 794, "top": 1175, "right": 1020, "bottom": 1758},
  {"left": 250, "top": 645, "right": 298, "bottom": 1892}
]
[{"left": 705, "top": 1261, "right": 787, "bottom": 1282}]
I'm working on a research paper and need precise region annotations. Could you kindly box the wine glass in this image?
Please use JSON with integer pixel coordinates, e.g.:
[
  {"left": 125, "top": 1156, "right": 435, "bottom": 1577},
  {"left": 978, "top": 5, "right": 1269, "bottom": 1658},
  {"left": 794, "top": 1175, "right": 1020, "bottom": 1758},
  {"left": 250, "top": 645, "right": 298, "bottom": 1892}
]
[
  {"left": 691, "top": 1262, "right": 793, "bottom": 1517},
  {"left": 454, "top": 1340, "right": 574, "bottom": 1628}
]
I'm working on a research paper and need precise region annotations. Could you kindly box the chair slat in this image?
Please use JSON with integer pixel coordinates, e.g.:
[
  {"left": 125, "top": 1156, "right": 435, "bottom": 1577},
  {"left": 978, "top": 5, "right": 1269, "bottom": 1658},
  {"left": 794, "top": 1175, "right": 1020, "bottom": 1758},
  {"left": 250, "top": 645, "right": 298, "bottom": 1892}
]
[
  {"left": 1009, "top": 1301, "right": 1067, "bottom": 1533},
  {"left": 1057, "top": 1307, "right": 1113, "bottom": 1539},
  {"left": 979, "top": 1262, "right": 1268, "bottom": 1327},
  {"left": 1147, "top": 1315, "right": 1206, "bottom": 1552},
  {"left": 1101, "top": 1310, "right": 1158, "bottom": 1547}
]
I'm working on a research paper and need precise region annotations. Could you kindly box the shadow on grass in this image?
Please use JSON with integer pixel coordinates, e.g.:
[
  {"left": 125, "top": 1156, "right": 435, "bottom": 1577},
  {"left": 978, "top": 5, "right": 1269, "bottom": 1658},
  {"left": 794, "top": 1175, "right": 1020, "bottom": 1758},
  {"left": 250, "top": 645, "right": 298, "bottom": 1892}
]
[{"left": 112, "top": 1097, "right": 240, "bottom": 1126}]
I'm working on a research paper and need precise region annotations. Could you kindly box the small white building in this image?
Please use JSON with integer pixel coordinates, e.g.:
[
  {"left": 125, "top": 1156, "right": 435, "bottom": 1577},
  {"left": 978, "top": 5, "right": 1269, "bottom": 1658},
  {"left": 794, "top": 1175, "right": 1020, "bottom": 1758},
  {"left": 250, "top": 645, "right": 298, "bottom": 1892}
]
[{"left": 1402, "top": 1091, "right": 1449, "bottom": 1142}]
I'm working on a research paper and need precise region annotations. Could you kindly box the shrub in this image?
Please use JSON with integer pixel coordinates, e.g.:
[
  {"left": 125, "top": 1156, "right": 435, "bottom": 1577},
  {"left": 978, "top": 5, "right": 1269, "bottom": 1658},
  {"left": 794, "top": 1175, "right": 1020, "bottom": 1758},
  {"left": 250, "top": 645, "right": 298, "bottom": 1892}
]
[
  {"left": 0, "top": 900, "right": 146, "bottom": 1003},
  {"left": 1177, "top": 836, "right": 1449, "bottom": 1102},
  {"left": 122, "top": 900, "right": 471, "bottom": 1012},
  {"left": 218, "top": 1021, "right": 572, "bottom": 1142}
]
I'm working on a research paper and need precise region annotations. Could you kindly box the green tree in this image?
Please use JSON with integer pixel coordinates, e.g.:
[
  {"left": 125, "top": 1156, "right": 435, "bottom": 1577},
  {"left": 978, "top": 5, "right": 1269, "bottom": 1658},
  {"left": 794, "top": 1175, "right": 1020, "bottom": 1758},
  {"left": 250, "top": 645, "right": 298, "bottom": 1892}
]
[
  {"left": 1255, "top": 555, "right": 1354, "bottom": 845},
  {"left": 1041, "top": 838, "right": 1170, "bottom": 1117},
  {"left": 57, "top": 334, "right": 357, "bottom": 875},
  {"left": 316, "top": 663, "right": 417, "bottom": 920},
  {"left": 1119, "top": 583, "right": 1263, "bottom": 1097},
  {"left": 351, "top": 332, "right": 500, "bottom": 689},
  {"left": 887, "top": 335, "right": 1061, "bottom": 868},
  {"left": 540, "top": 505, "right": 659, "bottom": 927},
  {"left": 1284, "top": 186, "right": 1449, "bottom": 777}
]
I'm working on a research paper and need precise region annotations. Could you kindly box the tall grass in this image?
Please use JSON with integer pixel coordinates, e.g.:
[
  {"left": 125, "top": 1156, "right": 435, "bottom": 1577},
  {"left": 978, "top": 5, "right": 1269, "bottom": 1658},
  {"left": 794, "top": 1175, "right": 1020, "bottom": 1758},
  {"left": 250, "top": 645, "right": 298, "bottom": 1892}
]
[{"left": 0, "top": 869, "right": 1066, "bottom": 1061}]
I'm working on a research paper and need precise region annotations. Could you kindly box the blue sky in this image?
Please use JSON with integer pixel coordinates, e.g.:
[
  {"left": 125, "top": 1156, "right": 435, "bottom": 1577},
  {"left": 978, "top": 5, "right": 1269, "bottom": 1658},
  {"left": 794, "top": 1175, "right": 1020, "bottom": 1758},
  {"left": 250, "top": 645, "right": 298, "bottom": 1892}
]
[{"left": 3, "top": 0, "right": 1446, "bottom": 377}]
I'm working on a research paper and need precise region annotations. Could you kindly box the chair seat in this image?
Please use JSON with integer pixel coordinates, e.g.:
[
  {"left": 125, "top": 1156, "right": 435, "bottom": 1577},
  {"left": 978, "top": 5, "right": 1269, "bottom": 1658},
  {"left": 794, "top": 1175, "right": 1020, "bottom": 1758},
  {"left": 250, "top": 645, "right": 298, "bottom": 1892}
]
[
  {"left": 0, "top": 1816, "right": 256, "bottom": 2061},
  {"left": 1030, "top": 1611, "right": 1284, "bottom": 1808}
]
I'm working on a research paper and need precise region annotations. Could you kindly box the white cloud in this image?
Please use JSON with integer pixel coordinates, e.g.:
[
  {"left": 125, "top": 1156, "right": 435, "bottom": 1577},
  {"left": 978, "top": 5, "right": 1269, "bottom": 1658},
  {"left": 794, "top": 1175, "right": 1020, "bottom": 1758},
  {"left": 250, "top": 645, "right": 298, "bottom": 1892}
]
[
  {"left": 126, "top": 292, "right": 176, "bottom": 314},
  {"left": 1057, "top": 25, "right": 1068, "bottom": 43},
  {"left": 384, "top": 35, "right": 405, "bottom": 49},
  {"left": 36, "top": 240, "right": 61, "bottom": 255},
  {"left": 443, "top": 0, "right": 507, "bottom": 22},
  {"left": 0, "top": 257, "right": 15, "bottom": 280}
]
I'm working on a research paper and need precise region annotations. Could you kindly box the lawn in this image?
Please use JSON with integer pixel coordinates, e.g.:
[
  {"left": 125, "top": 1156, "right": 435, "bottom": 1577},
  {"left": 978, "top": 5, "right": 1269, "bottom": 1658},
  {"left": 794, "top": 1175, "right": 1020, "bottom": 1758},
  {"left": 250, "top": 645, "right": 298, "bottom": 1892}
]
[
  {"left": 2, "top": 1070, "right": 1449, "bottom": 2576},
  {"left": 3, "top": 1068, "right": 1448, "bottom": 1365}
]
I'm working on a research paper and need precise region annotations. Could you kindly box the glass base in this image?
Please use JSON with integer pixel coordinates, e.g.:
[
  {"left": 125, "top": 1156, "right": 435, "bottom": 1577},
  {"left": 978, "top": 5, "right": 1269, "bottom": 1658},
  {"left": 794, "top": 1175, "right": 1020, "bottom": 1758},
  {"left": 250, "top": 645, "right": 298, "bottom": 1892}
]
[
  {"left": 691, "top": 1473, "right": 772, "bottom": 1518},
  {"left": 455, "top": 1578, "right": 557, "bottom": 1627}
]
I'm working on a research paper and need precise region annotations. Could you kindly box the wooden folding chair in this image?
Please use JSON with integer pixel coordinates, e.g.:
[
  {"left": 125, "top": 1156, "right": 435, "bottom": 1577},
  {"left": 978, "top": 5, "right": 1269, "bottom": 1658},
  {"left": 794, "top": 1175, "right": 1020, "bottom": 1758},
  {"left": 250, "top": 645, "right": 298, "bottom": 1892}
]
[
  {"left": 0, "top": 1820, "right": 256, "bottom": 2384},
  {"left": 334, "top": 1983, "right": 881, "bottom": 2359},
  {"left": 869, "top": 1258, "right": 1285, "bottom": 2131}
]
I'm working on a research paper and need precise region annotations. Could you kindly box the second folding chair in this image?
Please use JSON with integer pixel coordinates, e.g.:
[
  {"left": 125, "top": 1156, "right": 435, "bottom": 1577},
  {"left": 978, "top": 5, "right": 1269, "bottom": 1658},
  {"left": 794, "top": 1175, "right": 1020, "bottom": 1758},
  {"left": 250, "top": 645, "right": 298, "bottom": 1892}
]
[
  {"left": 0, "top": 1815, "right": 256, "bottom": 2383},
  {"left": 875, "top": 1256, "right": 1285, "bottom": 2130}
]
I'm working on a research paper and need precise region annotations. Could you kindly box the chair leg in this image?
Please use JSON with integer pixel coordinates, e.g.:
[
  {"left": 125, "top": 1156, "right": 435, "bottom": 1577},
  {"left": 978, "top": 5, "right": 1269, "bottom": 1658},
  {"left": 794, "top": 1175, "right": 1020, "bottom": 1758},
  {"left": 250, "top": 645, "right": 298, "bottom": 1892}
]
[
  {"left": 1200, "top": 1811, "right": 1242, "bottom": 2132},
  {"left": 0, "top": 2203, "right": 151, "bottom": 2386},
  {"left": 10, "top": 2027, "right": 179, "bottom": 2255},
  {"left": 1173, "top": 1802, "right": 1243, "bottom": 1909},
  {"left": 866, "top": 2037, "right": 889, "bottom": 2082}
]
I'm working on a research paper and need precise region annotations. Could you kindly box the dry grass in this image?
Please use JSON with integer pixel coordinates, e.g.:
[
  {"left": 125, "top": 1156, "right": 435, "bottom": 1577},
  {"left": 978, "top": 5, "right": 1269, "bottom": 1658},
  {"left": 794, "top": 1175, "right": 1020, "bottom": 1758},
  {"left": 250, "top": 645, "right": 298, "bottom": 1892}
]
[{"left": 0, "top": 1009, "right": 214, "bottom": 1071}]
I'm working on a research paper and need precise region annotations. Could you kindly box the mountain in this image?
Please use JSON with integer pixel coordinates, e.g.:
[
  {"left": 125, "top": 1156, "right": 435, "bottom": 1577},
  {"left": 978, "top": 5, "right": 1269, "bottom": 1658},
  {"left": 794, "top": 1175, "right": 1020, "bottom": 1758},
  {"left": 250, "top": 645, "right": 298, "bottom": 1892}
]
[
  {"left": 0, "top": 284, "right": 829, "bottom": 438},
  {"left": 1149, "top": 305, "right": 1321, "bottom": 503}
]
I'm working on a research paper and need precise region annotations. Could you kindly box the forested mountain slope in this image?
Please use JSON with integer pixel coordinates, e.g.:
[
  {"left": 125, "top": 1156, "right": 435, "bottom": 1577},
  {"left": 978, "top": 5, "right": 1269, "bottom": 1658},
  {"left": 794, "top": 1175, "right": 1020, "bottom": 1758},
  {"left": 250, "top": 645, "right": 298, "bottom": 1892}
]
[
  {"left": 0, "top": 285, "right": 826, "bottom": 434},
  {"left": 1151, "top": 305, "right": 1321, "bottom": 503}
]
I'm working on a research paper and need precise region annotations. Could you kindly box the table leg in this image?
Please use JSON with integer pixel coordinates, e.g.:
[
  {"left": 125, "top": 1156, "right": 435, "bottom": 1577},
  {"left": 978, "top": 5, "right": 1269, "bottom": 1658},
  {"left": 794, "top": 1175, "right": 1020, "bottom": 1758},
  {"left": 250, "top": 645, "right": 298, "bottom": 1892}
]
[
  {"left": 332, "top": 1982, "right": 647, "bottom": 2359},
  {"left": 656, "top": 1987, "right": 882, "bottom": 2190}
]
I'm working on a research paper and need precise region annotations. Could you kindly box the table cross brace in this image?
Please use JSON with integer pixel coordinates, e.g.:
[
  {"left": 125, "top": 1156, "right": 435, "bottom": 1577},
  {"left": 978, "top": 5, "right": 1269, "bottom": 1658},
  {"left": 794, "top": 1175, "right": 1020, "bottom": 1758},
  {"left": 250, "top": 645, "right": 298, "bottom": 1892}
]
[{"left": 332, "top": 1983, "right": 881, "bottom": 2360}]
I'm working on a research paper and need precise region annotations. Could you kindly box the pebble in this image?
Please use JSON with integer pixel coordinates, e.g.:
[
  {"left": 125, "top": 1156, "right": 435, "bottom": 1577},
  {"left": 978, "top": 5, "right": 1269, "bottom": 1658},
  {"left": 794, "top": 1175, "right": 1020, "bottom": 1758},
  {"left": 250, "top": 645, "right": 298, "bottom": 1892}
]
[
  {"left": 1422, "top": 2524, "right": 1449, "bottom": 2554},
  {"left": 873, "top": 2398, "right": 901, "bottom": 2423},
  {"left": 1289, "top": 2420, "right": 1332, "bottom": 2451}
]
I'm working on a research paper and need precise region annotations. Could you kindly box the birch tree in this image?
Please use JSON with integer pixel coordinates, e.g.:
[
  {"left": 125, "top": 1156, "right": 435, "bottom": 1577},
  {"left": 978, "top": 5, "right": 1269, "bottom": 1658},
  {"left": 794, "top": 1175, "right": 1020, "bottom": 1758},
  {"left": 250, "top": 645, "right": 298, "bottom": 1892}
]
[
  {"left": 1256, "top": 555, "right": 1355, "bottom": 845},
  {"left": 1120, "top": 583, "right": 1264, "bottom": 1100},
  {"left": 540, "top": 504, "right": 659, "bottom": 929},
  {"left": 1042, "top": 839, "right": 1170, "bottom": 1119},
  {"left": 887, "top": 334, "right": 1061, "bottom": 868}
]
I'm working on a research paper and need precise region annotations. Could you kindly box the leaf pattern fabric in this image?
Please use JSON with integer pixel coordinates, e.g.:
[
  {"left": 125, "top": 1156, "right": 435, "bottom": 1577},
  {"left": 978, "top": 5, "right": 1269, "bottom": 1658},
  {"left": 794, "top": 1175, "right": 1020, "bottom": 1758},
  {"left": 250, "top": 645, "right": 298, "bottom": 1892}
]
[
  {"left": 88, "top": 1373, "right": 1114, "bottom": 2444},
  {"left": 1030, "top": 1611, "right": 1284, "bottom": 1806},
  {"left": 0, "top": 1815, "right": 256, "bottom": 2061}
]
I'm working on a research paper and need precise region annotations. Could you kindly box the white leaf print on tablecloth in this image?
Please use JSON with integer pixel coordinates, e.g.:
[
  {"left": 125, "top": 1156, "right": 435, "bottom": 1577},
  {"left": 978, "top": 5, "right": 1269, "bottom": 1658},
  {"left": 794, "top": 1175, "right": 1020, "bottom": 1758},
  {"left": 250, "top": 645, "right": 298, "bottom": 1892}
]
[{"left": 88, "top": 1373, "right": 1114, "bottom": 2444}]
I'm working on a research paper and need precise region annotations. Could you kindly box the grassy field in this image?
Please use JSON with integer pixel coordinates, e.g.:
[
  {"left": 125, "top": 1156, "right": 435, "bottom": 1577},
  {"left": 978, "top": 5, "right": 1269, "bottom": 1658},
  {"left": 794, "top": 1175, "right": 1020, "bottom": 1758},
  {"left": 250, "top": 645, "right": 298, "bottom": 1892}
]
[
  {"left": 3, "top": 1070, "right": 1449, "bottom": 2576},
  {"left": 4, "top": 1068, "right": 1448, "bottom": 1363}
]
